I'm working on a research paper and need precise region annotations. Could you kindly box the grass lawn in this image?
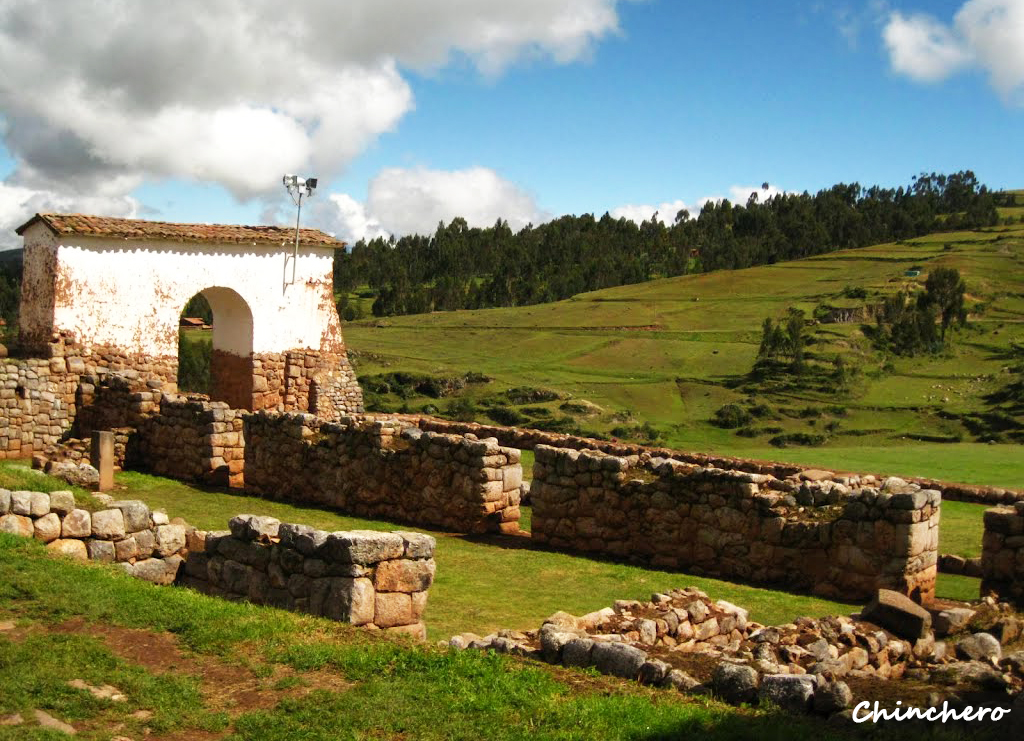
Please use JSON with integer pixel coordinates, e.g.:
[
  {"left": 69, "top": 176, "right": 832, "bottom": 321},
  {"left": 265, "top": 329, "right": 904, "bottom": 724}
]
[
  {"left": 342, "top": 223, "right": 1024, "bottom": 490},
  {"left": 4, "top": 534, "right": 867, "bottom": 741},
  {"left": 1, "top": 461, "right": 988, "bottom": 643}
]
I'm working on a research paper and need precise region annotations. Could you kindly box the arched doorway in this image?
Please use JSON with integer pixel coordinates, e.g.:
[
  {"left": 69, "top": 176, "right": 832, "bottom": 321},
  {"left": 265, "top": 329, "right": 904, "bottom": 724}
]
[{"left": 178, "top": 287, "right": 255, "bottom": 410}]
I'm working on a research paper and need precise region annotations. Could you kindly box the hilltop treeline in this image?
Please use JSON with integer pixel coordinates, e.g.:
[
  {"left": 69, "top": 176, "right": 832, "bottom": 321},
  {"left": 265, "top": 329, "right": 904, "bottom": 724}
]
[{"left": 336, "top": 171, "right": 1001, "bottom": 317}]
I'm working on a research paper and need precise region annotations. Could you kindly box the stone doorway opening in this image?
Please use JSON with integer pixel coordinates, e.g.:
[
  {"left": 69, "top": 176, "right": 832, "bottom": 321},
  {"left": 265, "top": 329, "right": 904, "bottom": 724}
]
[{"left": 177, "top": 287, "right": 255, "bottom": 410}]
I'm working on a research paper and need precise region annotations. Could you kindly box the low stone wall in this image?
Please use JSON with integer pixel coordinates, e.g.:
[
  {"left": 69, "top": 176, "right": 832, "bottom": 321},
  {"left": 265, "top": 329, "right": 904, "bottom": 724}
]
[
  {"left": 530, "top": 445, "right": 940, "bottom": 602},
  {"left": 179, "top": 514, "right": 435, "bottom": 638},
  {"left": 0, "top": 488, "right": 187, "bottom": 583},
  {"left": 244, "top": 413, "right": 522, "bottom": 534},
  {"left": 982, "top": 503, "right": 1024, "bottom": 606},
  {"left": 413, "top": 417, "right": 1023, "bottom": 506}
]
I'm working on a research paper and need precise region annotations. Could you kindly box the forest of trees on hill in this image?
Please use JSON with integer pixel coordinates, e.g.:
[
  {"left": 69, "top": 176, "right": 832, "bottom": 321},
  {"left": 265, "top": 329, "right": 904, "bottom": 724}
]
[{"left": 333, "top": 171, "right": 1006, "bottom": 318}]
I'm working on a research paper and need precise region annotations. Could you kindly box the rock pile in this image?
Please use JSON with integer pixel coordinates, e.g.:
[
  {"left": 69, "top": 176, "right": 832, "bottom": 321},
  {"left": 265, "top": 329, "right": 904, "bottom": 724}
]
[
  {"left": 449, "top": 587, "right": 1023, "bottom": 720},
  {"left": 179, "top": 514, "right": 436, "bottom": 639}
]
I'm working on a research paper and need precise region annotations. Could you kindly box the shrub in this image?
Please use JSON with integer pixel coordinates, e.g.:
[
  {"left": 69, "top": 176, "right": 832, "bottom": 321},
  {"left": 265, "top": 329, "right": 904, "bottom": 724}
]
[
  {"left": 768, "top": 432, "right": 827, "bottom": 448},
  {"left": 712, "top": 404, "right": 752, "bottom": 428},
  {"left": 445, "top": 396, "right": 478, "bottom": 422},
  {"left": 486, "top": 406, "right": 525, "bottom": 426},
  {"left": 178, "top": 335, "right": 211, "bottom": 393}
]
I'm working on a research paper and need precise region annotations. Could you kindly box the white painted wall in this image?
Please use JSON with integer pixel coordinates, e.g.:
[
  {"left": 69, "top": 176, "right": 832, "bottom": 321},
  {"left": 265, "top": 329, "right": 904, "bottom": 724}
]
[{"left": 21, "top": 221, "right": 344, "bottom": 357}]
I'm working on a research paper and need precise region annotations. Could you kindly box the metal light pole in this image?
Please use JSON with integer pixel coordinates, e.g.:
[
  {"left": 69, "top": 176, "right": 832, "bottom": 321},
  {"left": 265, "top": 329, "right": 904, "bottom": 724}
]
[{"left": 282, "top": 174, "right": 318, "bottom": 284}]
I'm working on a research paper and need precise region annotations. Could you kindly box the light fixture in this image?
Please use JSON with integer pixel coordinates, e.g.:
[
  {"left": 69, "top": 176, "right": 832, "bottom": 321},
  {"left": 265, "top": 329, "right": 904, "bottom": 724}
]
[{"left": 283, "top": 173, "right": 318, "bottom": 284}]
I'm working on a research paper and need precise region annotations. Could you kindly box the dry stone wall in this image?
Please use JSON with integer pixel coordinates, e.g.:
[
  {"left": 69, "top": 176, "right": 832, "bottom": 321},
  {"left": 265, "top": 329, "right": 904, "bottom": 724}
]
[
  {"left": 530, "top": 445, "right": 940, "bottom": 602},
  {"left": 243, "top": 413, "right": 522, "bottom": 534},
  {"left": 179, "top": 514, "right": 436, "bottom": 638},
  {"left": 982, "top": 503, "right": 1024, "bottom": 606},
  {"left": 0, "top": 488, "right": 187, "bottom": 583},
  {"left": 128, "top": 397, "right": 246, "bottom": 488},
  {"left": 414, "top": 417, "right": 1023, "bottom": 506}
]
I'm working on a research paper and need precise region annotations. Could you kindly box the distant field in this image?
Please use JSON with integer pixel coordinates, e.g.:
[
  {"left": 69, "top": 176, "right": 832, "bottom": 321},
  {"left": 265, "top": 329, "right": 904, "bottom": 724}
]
[{"left": 343, "top": 223, "right": 1024, "bottom": 489}]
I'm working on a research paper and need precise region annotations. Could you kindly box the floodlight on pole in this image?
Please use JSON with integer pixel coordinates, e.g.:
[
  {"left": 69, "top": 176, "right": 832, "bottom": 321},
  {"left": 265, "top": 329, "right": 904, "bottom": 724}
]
[{"left": 283, "top": 174, "right": 317, "bottom": 284}]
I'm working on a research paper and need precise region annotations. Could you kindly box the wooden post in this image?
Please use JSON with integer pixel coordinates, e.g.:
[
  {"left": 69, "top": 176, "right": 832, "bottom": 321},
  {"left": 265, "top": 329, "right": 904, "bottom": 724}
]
[{"left": 90, "top": 430, "right": 115, "bottom": 492}]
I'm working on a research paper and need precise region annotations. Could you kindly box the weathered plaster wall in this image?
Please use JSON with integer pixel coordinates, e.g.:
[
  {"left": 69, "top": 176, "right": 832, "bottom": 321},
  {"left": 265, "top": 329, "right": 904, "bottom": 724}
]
[
  {"left": 21, "top": 221, "right": 344, "bottom": 358},
  {"left": 17, "top": 222, "right": 363, "bottom": 415}
]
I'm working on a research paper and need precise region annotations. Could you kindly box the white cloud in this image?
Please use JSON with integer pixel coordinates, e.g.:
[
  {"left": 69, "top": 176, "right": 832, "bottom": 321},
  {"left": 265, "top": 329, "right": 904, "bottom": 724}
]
[
  {"left": 882, "top": 11, "right": 972, "bottom": 82},
  {"left": 882, "top": 1, "right": 1024, "bottom": 101},
  {"left": 320, "top": 167, "right": 545, "bottom": 243},
  {"left": 0, "top": 183, "right": 140, "bottom": 246},
  {"left": 611, "top": 184, "right": 788, "bottom": 226},
  {"left": 0, "top": 0, "right": 630, "bottom": 227},
  {"left": 610, "top": 200, "right": 695, "bottom": 225}
]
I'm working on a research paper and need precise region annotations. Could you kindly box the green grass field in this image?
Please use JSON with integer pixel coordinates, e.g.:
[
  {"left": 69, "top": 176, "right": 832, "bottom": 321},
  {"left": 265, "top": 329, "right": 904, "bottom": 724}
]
[
  {"left": 0, "top": 462, "right": 986, "bottom": 643},
  {"left": 342, "top": 223, "right": 1024, "bottom": 490},
  {"left": 10, "top": 533, "right": 965, "bottom": 741}
]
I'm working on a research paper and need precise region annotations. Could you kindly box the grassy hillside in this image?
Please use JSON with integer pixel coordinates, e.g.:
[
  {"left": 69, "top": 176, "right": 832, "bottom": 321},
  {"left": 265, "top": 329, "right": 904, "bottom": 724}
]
[{"left": 343, "top": 221, "right": 1024, "bottom": 488}]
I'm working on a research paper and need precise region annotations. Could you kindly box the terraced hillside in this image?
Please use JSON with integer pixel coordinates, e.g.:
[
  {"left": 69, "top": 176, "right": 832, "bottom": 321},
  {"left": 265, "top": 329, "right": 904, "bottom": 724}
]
[{"left": 343, "top": 205, "right": 1024, "bottom": 489}]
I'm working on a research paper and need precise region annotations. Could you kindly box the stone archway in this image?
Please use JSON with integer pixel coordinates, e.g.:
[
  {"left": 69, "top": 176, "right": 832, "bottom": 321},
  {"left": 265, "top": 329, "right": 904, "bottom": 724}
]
[{"left": 193, "top": 287, "right": 254, "bottom": 410}]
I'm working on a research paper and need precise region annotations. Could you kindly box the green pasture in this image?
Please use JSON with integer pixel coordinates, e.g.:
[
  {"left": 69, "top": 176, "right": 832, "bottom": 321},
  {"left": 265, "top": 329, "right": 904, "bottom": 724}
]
[{"left": 343, "top": 223, "right": 1024, "bottom": 488}]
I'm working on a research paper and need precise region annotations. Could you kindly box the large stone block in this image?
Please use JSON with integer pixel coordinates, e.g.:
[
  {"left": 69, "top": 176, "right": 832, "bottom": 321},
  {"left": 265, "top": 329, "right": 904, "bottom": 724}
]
[
  {"left": 10, "top": 491, "right": 31, "bottom": 516},
  {"left": 394, "top": 531, "right": 436, "bottom": 559},
  {"left": 324, "top": 531, "right": 404, "bottom": 565},
  {"left": 91, "top": 509, "right": 126, "bottom": 540},
  {"left": 33, "top": 513, "right": 61, "bottom": 543},
  {"left": 29, "top": 492, "right": 50, "bottom": 517},
  {"left": 323, "top": 577, "right": 375, "bottom": 626},
  {"left": 861, "top": 589, "right": 931, "bottom": 640},
  {"left": 154, "top": 524, "right": 186, "bottom": 557},
  {"left": 48, "top": 491, "right": 75, "bottom": 516},
  {"left": 374, "top": 559, "right": 436, "bottom": 593},
  {"left": 61, "top": 509, "right": 91, "bottom": 539},
  {"left": 591, "top": 642, "right": 647, "bottom": 679},
  {"left": 0, "top": 513, "right": 34, "bottom": 538},
  {"left": 112, "top": 500, "right": 150, "bottom": 532},
  {"left": 86, "top": 539, "right": 115, "bottom": 562},
  {"left": 374, "top": 591, "right": 413, "bottom": 628},
  {"left": 46, "top": 539, "right": 88, "bottom": 560}
]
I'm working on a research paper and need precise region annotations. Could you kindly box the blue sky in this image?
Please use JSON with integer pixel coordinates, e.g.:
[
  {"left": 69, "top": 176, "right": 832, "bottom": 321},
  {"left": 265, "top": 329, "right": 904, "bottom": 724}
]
[{"left": 0, "top": 0, "right": 1020, "bottom": 245}]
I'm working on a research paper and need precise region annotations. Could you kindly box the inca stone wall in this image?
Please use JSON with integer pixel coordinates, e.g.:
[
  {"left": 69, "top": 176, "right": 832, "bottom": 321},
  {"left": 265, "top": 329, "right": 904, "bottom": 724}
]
[
  {"left": 981, "top": 503, "right": 1024, "bottom": 606},
  {"left": 243, "top": 413, "right": 522, "bottom": 534},
  {"left": 0, "top": 488, "right": 188, "bottom": 583},
  {"left": 179, "top": 514, "right": 436, "bottom": 638},
  {"left": 530, "top": 445, "right": 940, "bottom": 602},
  {"left": 128, "top": 397, "right": 246, "bottom": 488},
  {"left": 414, "top": 417, "right": 1023, "bottom": 506},
  {"left": 0, "top": 488, "right": 438, "bottom": 637}
]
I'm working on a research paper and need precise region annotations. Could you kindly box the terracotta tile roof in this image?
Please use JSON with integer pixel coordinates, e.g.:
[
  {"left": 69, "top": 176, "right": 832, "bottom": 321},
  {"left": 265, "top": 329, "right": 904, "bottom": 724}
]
[{"left": 16, "top": 212, "right": 344, "bottom": 248}]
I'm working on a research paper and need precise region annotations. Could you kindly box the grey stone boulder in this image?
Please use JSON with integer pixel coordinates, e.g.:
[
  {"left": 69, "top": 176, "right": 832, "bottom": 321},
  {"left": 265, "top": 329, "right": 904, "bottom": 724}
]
[
  {"left": 591, "top": 642, "right": 647, "bottom": 679},
  {"left": 130, "top": 556, "right": 183, "bottom": 585},
  {"left": 10, "top": 491, "right": 32, "bottom": 516},
  {"left": 934, "top": 607, "right": 976, "bottom": 637},
  {"left": 61, "top": 509, "right": 91, "bottom": 538},
  {"left": 561, "top": 637, "right": 595, "bottom": 667},
  {"left": 29, "top": 492, "right": 50, "bottom": 517},
  {"left": 861, "top": 589, "right": 931, "bottom": 640},
  {"left": 48, "top": 491, "right": 75, "bottom": 516},
  {"left": 539, "top": 623, "right": 587, "bottom": 663},
  {"left": 324, "top": 530, "right": 404, "bottom": 565},
  {"left": 955, "top": 632, "right": 1001, "bottom": 663},
  {"left": 86, "top": 539, "right": 115, "bottom": 562},
  {"left": 812, "top": 679, "right": 853, "bottom": 715},
  {"left": 0, "top": 488, "right": 10, "bottom": 514},
  {"left": 661, "top": 669, "right": 701, "bottom": 692},
  {"left": 277, "top": 522, "right": 312, "bottom": 549},
  {"left": 89, "top": 509, "right": 126, "bottom": 540},
  {"left": 638, "top": 659, "right": 670, "bottom": 686},
  {"left": 112, "top": 500, "right": 150, "bottom": 532},
  {"left": 0, "top": 514, "right": 33, "bottom": 538},
  {"left": 293, "top": 528, "right": 329, "bottom": 556},
  {"left": 394, "top": 531, "right": 436, "bottom": 559},
  {"left": 712, "top": 662, "right": 760, "bottom": 705},
  {"left": 154, "top": 524, "right": 186, "bottom": 557},
  {"left": 759, "top": 674, "right": 815, "bottom": 713}
]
